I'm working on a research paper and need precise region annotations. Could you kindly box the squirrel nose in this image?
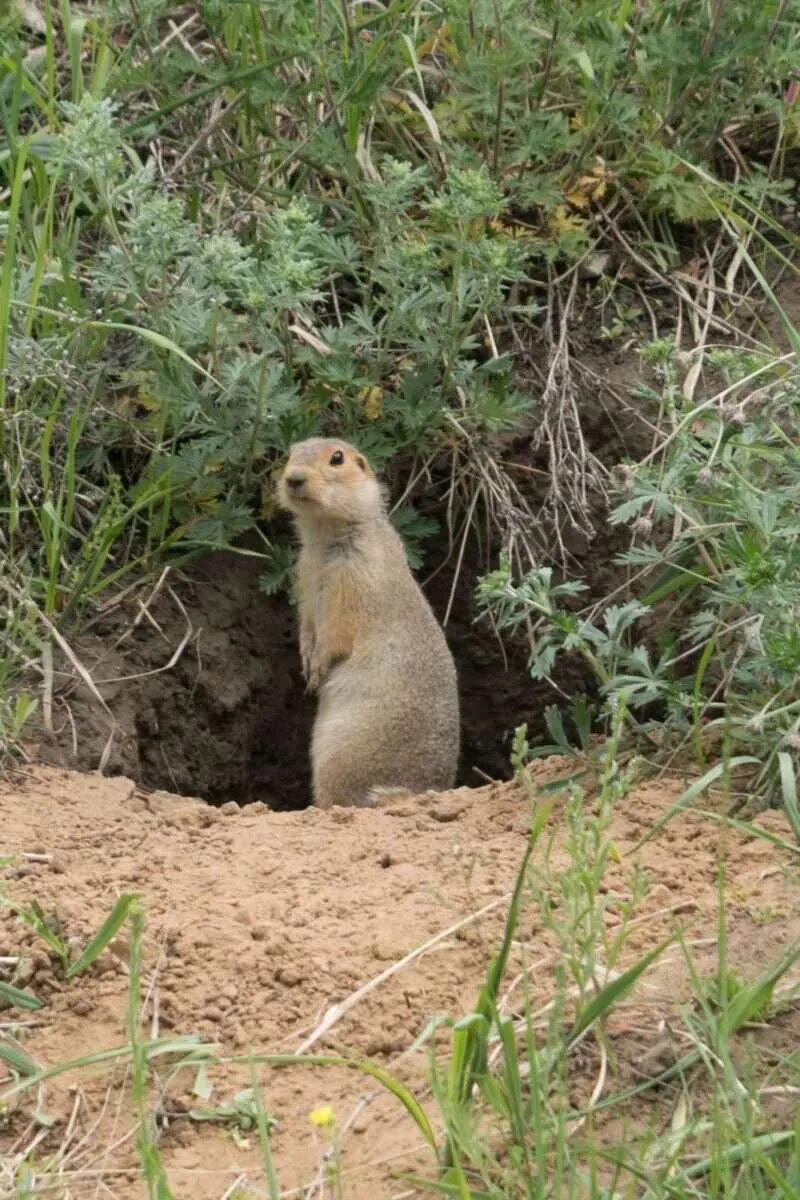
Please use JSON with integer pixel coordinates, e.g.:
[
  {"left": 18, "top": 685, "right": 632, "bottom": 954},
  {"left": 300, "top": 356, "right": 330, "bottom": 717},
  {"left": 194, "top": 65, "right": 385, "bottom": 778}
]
[{"left": 285, "top": 472, "right": 306, "bottom": 491}]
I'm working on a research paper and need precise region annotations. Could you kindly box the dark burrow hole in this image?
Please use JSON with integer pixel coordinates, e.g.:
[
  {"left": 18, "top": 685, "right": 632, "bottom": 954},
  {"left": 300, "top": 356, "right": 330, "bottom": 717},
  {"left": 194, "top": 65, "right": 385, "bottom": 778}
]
[
  {"left": 41, "top": 540, "right": 584, "bottom": 809},
  {"left": 40, "top": 496, "right": 632, "bottom": 811}
]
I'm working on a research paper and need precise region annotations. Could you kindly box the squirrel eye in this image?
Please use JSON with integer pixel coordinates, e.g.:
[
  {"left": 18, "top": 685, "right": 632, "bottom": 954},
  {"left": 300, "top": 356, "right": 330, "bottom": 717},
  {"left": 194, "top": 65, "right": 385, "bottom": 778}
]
[{"left": 329, "top": 450, "right": 345, "bottom": 466}]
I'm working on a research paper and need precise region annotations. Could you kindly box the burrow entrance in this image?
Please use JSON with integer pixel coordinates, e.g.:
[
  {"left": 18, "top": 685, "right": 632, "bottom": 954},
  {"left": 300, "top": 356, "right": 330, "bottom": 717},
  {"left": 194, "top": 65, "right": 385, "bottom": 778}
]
[
  {"left": 37, "top": 353, "right": 650, "bottom": 809},
  {"left": 38, "top": 540, "right": 585, "bottom": 809}
]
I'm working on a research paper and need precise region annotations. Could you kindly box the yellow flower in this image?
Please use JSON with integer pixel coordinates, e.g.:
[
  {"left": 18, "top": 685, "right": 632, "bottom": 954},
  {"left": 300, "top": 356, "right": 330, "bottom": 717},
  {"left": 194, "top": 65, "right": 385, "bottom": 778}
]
[
  {"left": 548, "top": 205, "right": 585, "bottom": 235},
  {"left": 309, "top": 1105, "right": 335, "bottom": 1128},
  {"left": 563, "top": 161, "right": 614, "bottom": 210},
  {"left": 360, "top": 386, "right": 384, "bottom": 421}
]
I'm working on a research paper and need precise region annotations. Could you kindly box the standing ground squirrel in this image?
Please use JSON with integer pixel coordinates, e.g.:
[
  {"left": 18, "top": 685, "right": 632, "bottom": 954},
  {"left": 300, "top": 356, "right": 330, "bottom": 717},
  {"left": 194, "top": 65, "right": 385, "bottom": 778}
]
[{"left": 277, "top": 438, "right": 460, "bottom": 809}]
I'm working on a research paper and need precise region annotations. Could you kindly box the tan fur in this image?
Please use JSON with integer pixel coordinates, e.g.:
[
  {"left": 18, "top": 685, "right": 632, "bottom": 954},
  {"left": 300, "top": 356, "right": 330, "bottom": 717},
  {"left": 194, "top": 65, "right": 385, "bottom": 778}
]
[{"left": 277, "top": 438, "right": 460, "bottom": 809}]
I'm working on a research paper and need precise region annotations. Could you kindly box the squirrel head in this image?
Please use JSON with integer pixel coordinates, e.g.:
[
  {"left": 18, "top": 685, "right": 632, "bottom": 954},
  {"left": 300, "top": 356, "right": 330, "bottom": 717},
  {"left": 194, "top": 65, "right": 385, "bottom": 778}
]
[{"left": 277, "top": 438, "right": 384, "bottom": 526}]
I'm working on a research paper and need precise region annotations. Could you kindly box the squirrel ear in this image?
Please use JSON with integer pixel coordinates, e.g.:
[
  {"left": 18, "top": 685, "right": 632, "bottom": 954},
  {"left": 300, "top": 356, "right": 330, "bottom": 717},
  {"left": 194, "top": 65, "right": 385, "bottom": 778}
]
[{"left": 355, "top": 454, "right": 367, "bottom": 471}]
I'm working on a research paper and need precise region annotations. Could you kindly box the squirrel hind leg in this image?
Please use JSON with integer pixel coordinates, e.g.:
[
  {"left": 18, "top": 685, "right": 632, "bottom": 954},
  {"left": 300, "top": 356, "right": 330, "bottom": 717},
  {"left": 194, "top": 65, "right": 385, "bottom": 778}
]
[
  {"left": 312, "top": 783, "right": 411, "bottom": 810},
  {"left": 364, "top": 785, "right": 415, "bottom": 808}
]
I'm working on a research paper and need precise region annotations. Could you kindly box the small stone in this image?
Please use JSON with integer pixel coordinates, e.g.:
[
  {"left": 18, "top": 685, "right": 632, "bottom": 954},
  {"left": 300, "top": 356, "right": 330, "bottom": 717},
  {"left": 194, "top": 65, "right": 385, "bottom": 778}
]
[
  {"left": 219, "top": 801, "right": 241, "bottom": 816},
  {"left": 250, "top": 924, "right": 269, "bottom": 942},
  {"left": 330, "top": 807, "right": 355, "bottom": 823},
  {"left": 372, "top": 937, "right": 406, "bottom": 963},
  {"left": 276, "top": 966, "right": 303, "bottom": 987},
  {"left": 379, "top": 853, "right": 394, "bottom": 868},
  {"left": 365, "top": 1032, "right": 406, "bottom": 1057},
  {"left": 71, "top": 996, "right": 92, "bottom": 1017},
  {"left": 640, "top": 1033, "right": 678, "bottom": 1075},
  {"left": 109, "top": 935, "right": 130, "bottom": 958},
  {"left": 430, "top": 801, "right": 465, "bottom": 823},
  {"left": 382, "top": 803, "right": 417, "bottom": 818},
  {"left": 176, "top": 1154, "right": 201, "bottom": 1170},
  {"left": 15, "top": 956, "right": 36, "bottom": 985},
  {"left": 247, "top": 801, "right": 269, "bottom": 814},
  {"left": 220, "top": 982, "right": 238, "bottom": 1002}
]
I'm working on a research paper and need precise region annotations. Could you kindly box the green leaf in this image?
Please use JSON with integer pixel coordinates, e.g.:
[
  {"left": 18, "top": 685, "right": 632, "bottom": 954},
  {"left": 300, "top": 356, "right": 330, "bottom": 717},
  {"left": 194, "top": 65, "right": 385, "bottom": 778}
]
[
  {"left": 0, "top": 1041, "right": 39, "bottom": 1076},
  {"left": 66, "top": 894, "right": 139, "bottom": 978},
  {"left": 684, "top": 1130, "right": 796, "bottom": 1179},
  {"left": 639, "top": 561, "right": 707, "bottom": 605},
  {"left": 778, "top": 751, "right": 800, "bottom": 843},
  {"left": 572, "top": 695, "right": 594, "bottom": 749},
  {"left": 0, "top": 980, "right": 43, "bottom": 1010},
  {"left": 401, "top": 1176, "right": 492, "bottom": 1198},
  {"left": 566, "top": 935, "right": 674, "bottom": 1048},
  {"left": 543, "top": 705, "right": 570, "bottom": 753},
  {"left": 573, "top": 49, "right": 595, "bottom": 81},
  {"left": 5, "top": 900, "right": 69, "bottom": 969},
  {"left": 721, "top": 942, "right": 800, "bottom": 1036},
  {"left": 535, "top": 770, "right": 590, "bottom": 796}
]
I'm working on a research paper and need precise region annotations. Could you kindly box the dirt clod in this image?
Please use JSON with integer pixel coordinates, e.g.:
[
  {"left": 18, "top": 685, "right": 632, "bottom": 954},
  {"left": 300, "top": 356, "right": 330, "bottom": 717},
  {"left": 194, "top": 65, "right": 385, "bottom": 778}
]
[{"left": 430, "top": 800, "right": 467, "bottom": 823}]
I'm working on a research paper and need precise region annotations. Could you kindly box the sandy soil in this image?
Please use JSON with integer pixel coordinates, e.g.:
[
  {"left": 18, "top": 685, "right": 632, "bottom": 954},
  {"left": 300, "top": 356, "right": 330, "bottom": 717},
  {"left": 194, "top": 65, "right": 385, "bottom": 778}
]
[{"left": 1, "top": 762, "right": 799, "bottom": 1198}]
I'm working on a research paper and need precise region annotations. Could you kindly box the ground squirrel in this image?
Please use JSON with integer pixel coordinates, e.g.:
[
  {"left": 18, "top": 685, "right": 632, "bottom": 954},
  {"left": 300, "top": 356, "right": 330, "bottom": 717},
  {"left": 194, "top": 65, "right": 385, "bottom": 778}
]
[{"left": 277, "top": 438, "right": 460, "bottom": 809}]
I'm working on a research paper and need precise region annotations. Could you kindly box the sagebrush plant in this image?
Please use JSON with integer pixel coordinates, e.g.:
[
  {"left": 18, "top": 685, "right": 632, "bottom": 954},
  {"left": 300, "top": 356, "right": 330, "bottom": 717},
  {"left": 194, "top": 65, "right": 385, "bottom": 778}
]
[
  {"left": 1, "top": 0, "right": 798, "bottom": 756},
  {"left": 478, "top": 341, "right": 800, "bottom": 813}
]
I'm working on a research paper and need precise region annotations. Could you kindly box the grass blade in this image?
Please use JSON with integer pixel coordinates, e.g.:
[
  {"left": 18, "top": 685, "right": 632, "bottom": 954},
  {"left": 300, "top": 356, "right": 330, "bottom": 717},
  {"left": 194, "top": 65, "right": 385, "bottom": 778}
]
[
  {"left": 721, "top": 941, "right": 800, "bottom": 1036},
  {"left": 450, "top": 798, "right": 555, "bottom": 1106},
  {"left": 778, "top": 751, "right": 800, "bottom": 843},
  {"left": 4, "top": 899, "right": 69, "bottom": 970},
  {"left": 696, "top": 808, "right": 800, "bottom": 858},
  {"left": 566, "top": 935, "right": 674, "bottom": 1049},
  {"left": 0, "top": 136, "right": 28, "bottom": 423},
  {"left": 0, "top": 980, "right": 43, "bottom": 1010},
  {"left": 684, "top": 1129, "right": 796, "bottom": 1179},
  {"left": 0, "top": 1042, "right": 39, "bottom": 1076},
  {"left": 629, "top": 758, "right": 761, "bottom": 853},
  {"left": 66, "top": 893, "right": 139, "bottom": 978}
]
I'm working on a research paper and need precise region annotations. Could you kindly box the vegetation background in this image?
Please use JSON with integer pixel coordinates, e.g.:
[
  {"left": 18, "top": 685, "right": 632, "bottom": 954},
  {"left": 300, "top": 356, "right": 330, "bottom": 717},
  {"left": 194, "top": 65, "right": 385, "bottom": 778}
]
[{"left": 1, "top": 0, "right": 800, "bottom": 1195}]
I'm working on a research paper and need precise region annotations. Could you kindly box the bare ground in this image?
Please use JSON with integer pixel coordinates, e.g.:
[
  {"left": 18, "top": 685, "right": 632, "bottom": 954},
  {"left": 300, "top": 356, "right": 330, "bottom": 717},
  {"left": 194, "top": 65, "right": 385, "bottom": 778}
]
[{"left": 1, "top": 762, "right": 799, "bottom": 1198}]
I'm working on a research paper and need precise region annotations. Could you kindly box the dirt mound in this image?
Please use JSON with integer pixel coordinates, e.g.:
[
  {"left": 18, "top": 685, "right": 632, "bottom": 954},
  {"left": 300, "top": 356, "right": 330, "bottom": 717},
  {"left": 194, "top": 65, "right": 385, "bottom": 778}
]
[{"left": 2, "top": 764, "right": 798, "bottom": 1198}]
